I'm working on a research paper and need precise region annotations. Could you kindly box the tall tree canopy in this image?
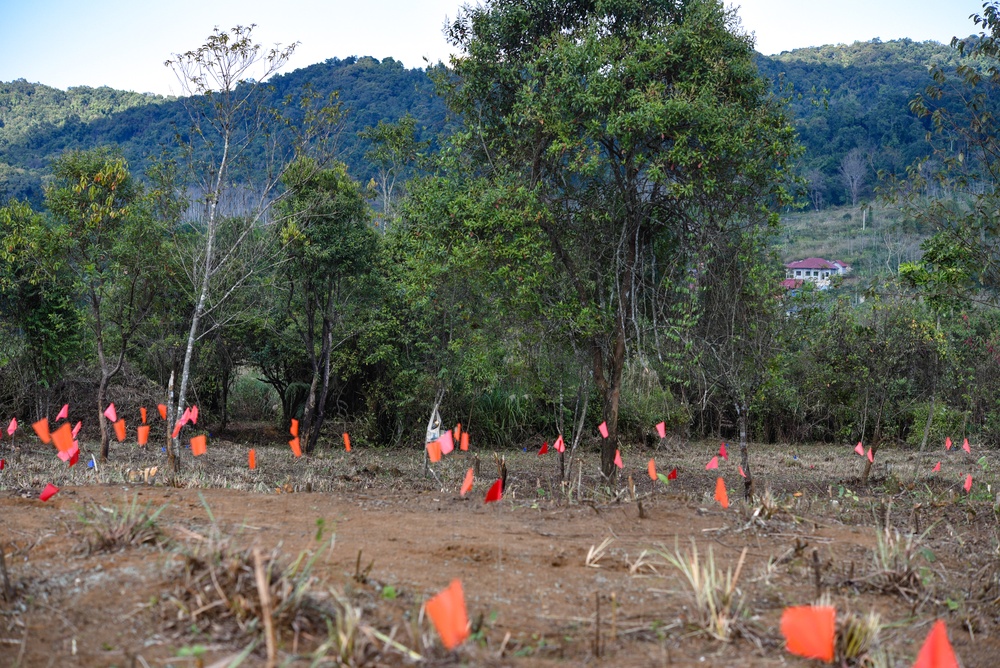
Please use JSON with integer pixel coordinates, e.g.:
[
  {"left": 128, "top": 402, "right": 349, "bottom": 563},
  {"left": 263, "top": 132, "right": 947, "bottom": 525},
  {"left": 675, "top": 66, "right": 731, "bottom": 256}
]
[{"left": 420, "top": 0, "right": 796, "bottom": 476}]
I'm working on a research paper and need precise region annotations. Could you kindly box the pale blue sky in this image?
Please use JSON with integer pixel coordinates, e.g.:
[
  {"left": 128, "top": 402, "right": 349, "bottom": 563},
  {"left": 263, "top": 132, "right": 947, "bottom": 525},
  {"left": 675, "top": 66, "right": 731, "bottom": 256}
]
[{"left": 0, "top": 0, "right": 986, "bottom": 95}]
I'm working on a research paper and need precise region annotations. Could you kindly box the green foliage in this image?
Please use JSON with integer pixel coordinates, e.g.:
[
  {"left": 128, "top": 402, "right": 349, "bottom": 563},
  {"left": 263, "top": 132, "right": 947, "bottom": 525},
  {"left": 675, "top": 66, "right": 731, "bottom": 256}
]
[{"left": 905, "top": 402, "right": 968, "bottom": 448}]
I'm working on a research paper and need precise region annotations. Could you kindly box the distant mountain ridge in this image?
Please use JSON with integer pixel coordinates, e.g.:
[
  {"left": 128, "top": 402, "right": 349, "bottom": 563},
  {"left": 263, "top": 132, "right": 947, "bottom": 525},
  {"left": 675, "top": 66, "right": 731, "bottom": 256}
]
[{"left": 0, "top": 39, "right": 966, "bottom": 208}]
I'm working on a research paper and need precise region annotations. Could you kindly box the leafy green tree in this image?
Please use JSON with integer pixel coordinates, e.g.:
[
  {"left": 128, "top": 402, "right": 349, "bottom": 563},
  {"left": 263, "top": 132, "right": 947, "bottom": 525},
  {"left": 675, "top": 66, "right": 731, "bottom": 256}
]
[
  {"left": 46, "top": 148, "right": 164, "bottom": 461},
  {"left": 360, "top": 114, "right": 428, "bottom": 232},
  {"left": 434, "top": 0, "right": 796, "bottom": 476},
  {"left": 278, "top": 158, "right": 376, "bottom": 453}
]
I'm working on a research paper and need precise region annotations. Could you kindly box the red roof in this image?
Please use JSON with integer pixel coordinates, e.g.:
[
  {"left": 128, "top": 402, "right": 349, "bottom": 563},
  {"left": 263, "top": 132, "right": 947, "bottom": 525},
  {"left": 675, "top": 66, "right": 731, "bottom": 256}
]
[
  {"left": 780, "top": 278, "right": 804, "bottom": 290},
  {"left": 786, "top": 257, "right": 835, "bottom": 270}
]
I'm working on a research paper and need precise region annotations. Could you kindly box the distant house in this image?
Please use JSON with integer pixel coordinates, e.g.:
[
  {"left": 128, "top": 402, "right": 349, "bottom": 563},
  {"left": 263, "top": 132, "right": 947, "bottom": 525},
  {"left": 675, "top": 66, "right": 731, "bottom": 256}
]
[{"left": 783, "top": 257, "right": 850, "bottom": 289}]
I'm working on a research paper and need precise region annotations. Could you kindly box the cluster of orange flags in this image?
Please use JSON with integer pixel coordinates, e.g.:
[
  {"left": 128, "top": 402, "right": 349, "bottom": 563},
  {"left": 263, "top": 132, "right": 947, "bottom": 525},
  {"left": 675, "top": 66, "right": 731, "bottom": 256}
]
[
  {"left": 426, "top": 423, "right": 472, "bottom": 463},
  {"left": 780, "top": 606, "right": 959, "bottom": 667},
  {"left": 425, "top": 580, "right": 469, "bottom": 651},
  {"left": 916, "top": 437, "right": 976, "bottom": 493}
]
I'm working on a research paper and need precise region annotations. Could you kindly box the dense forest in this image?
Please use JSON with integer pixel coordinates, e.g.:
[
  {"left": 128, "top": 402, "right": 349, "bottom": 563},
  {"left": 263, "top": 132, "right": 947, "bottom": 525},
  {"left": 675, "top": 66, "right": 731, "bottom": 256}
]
[{"left": 0, "top": 1, "right": 998, "bottom": 481}]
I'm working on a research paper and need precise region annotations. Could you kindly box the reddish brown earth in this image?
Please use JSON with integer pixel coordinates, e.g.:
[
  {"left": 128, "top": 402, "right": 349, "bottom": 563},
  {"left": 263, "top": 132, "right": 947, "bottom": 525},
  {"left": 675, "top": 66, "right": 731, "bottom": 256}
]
[{"left": 1, "top": 441, "right": 998, "bottom": 666}]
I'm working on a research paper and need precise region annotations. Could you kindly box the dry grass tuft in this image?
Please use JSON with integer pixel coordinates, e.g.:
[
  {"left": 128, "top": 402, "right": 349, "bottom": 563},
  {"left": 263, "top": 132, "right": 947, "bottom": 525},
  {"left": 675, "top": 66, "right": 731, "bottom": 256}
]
[
  {"left": 657, "top": 539, "right": 748, "bottom": 641},
  {"left": 836, "top": 608, "right": 883, "bottom": 666},
  {"left": 76, "top": 493, "right": 167, "bottom": 553}
]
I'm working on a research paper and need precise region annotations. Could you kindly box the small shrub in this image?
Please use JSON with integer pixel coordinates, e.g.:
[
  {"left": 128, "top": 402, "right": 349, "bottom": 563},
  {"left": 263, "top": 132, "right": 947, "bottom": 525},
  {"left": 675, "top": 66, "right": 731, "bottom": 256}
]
[{"left": 77, "top": 494, "right": 167, "bottom": 553}]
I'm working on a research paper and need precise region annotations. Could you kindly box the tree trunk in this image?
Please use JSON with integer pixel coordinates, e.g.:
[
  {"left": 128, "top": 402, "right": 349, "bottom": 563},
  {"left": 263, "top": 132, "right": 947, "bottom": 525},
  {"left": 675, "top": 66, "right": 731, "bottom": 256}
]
[
  {"left": 166, "top": 366, "right": 178, "bottom": 473},
  {"left": 98, "top": 373, "right": 111, "bottom": 462},
  {"left": 307, "top": 324, "right": 333, "bottom": 453},
  {"left": 737, "top": 402, "right": 753, "bottom": 502},
  {"left": 919, "top": 394, "right": 935, "bottom": 452}
]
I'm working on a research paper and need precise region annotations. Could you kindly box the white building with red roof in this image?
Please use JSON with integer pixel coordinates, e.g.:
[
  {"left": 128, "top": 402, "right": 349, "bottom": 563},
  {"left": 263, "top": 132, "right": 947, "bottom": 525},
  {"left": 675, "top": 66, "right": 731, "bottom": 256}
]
[{"left": 784, "top": 257, "right": 850, "bottom": 288}]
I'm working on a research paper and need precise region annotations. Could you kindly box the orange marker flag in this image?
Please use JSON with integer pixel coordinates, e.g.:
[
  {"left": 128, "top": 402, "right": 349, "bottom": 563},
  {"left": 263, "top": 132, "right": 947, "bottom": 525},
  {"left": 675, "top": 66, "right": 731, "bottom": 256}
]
[
  {"left": 460, "top": 468, "right": 474, "bottom": 496},
  {"left": 714, "top": 477, "right": 729, "bottom": 509},
  {"left": 137, "top": 424, "right": 150, "bottom": 446},
  {"left": 289, "top": 437, "right": 302, "bottom": 458},
  {"left": 51, "top": 422, "right": 73, "bottom": 453},
  {"left": 485, "top": 479, "right": 503, "bottom": 503},
  {"left": 191, "top": 434, "right": 207, "bottom": 456},
  {"left": 912, "top": 619, "right": 959, "bottom": 668},
  {"left": 157, "top": 404, "right": 167, "bottom": 420},
  {"left": 248, "top": 449, "right": 257, "bottom": 470},
  {"left": 932, "top": 461, "right": 941, "bottom": 472},
  {"left": 964, "top": 474, "right": 972, "bottom": 493},
  {"left": 140, "top": 407, "right": 147, "bottom": 424},
  {"left": 426, "top": 438, "right": 442, "bottom": 463},
  {"left": 114, "top": 419, "right": 126, "bottom": 442},
  {"left": 460, "top": 432, "right": 469, "bottom": 451},
  {"left": 705, "top": 456, "right": 719, "bottom": 470},
  {"left": 290, "top": 418, "right": 299, "bottom": 437},
  {"left": 945, "top": 436, "right": 952, "bottom": 451},
  {"left": 780, "top": 605, "right": 835, "bottom": 663},
  {"left": 854, "top": 442, "right": 865, "bottom": 456},
  {"left": 56, "top": 404, "right": 69, "bottom": 421},
  {"left": 171, "top": 419, "right": 183, "bottom": 438},
  {"left": 614, "top": 449, "right": 623, "bottom": 469},
  {"left": 647, "top": 458, "right": 657, "bottom": 481},
  {"left": 598, "top": 421, "right": 609, "bottom": 438},
  {"left": 739, "top": 465, "right": 746, "bottom": 478},
  {"left": 343, "top": 432, "right": 351, "bottom": 452},
  {"left": 32, "top": 418, "right": 51, "bottom": 444},
  {"left": 655, "top": 421, "right": 666, "bottom": 439},
  {"left": 425, "top": 579, "right": 470, "bottom": 651},
  {"left": 454, "top": 423, "right": 462, "bottom": 443},
  {"left": 39, "top": 483, "right": 60, "bottom": 502},
  {"left": 962, "top": 438, "right": 970, "bottom": 454}
]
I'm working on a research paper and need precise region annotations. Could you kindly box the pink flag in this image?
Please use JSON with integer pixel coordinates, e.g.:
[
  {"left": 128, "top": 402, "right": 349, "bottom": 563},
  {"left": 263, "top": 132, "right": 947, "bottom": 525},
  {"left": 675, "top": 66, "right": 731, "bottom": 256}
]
[
  {"left": 932, "top": 461, "right": 941, "bottom": 472},
  {"left": 719, "top": 442, "right": 728, "bottom": 460},
  {"left": 866, "top": 448, "right": 874, "bottom": 463},
  {"left": 705, "top": 456, "right": 719, "bottom": 470},
  {"left": 945, "top": 436, "right": 952, "bottom": 451},
  {"left": 962, "top": 438, "right": 970, "bottom": 454},
  {"left": 103, "top": 403, "right": 117, "bottom": 423},
  {"left": 6, "top": 418, "right": 15, "bottom": 436},
  {"left": 738, "top": 465, "right": 746, "bottom": 478},
  {"left": 56, "top": 404, "right": 68, "bottom": 421},
  {"left": 190, "top": 405, "right": 199, "bottom": 424},
  {"left": 554, "top": 434, "right": 565, "bottom": 453},
  {"left": 854, "top": 442, "right": 864, "bottom": 456},
  {"left": 598, "top": 422, "right": 609, "bottom": 438},
  {"left": 614, "top": 449, "right": 623, "bottom": 469},
  {"left": 964, "top": 474, "right": 972, "bottom": 493},
  {"left": 438, "top": 430, "right": 454, "bottom": 455},
  {"left": 180, "top": 407, "right": 192, "bottom": 426},
  {"left": 655, "top": 421, "right": 666, "bottom": 439},
  {"left": 72, "top": 421, "right": 82, "bottom": 438}
]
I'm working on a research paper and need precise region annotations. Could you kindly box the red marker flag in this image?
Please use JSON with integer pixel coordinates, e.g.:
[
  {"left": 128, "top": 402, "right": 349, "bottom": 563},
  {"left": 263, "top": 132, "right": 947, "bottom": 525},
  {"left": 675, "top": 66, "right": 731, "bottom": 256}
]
[
  {"left": 912, "top": 620, "right": 959, "bottom": 668},
  {"left": 866, "top": 448, "right": 874, "bottom": 463},
  {"left": 137, "top": 425, "right": 150, "bottom": 446},
  {"left": 854, "top": 442, "right": 865, "bottom": 456},
  {"left": 56, "top": 404, "right": 68, "bottom": 421},
  {"left": 537, "top": 441, "right": 549, "bottom": 456},
  {"left": 113, "top": 419, "right": 126, "bottom": 442},
  {"left": 191, "top": 434, "right": 207, "bottom": 457},
  {"left": 614, "top": 449, "right": 623, "bottom": 469},
  {"left": 460, "top": 468, "right": 474, "bottom": 496},
  {"left": 51, "top": 422, "right": 73, "bottom": 453},
  {"left": 719, "top": 442, "right": 728, "bottom": 460},
  {"left": 705, "top": 456, "right": 719, "bottom": 470},
  {"left": 932, "top": 461, "right": 941, "bottom": 472},
  {"left": 32, "top": 418, "right": 51, "bottom": 444},
  {"left": 157, "top": 404, "right": 167, "bottom": 420},
  {"left": 780, "top": 605, "right": 835, "bottom": 663},
  {"left": 425, "top": 579, "right": 470, "bottom": 651},
  {"left": 945, "top": 436, "right": 952, "bottom": 451},
  {"left": 290, "top": 418, "right": 299, "bottom": 437},
  {"left": 647, "top": 458, "right": 657, "bottom": 481},
  {"left": 655, "top": 421, "right": 666, "bottom": 439},
  {"left": 6, "top": 417, "right": 16, "bottom": 436},
  {"left": 68, "top": 444, "right": 79, "bottom": 467},
  {"left": 554, "top": 434, "right": 565, "bottom": 453},
  {"left": 39, "top": 483, "right": 60, "bottom": 502},
  {"left": 667, "top": 467, "right": 677, "bottom": 480},
  {"left": 426, "top": 438, "right": 441, "bottom": 463},
  {"left": 248, "top": 449, "right": 256, "bottom": 470},
  {"left": 962, "top": 438, "right": 970, "bottom": 454},
  {"left": 598, "top": 421, "right": 609, "bottom": 438},
  {"left": 964, "top": 474, "right": 972, "bottom": 493},
  {"left": 485, "top": 479, "right": 503, "bottom": 503},
  {"left": 343, "top": 432, "right": 351, "bottom": 452},
  {"left": 289, "top": 437, "right": 302, "bottom": 458},
  {"left": 714, "top": 477, "right": 729, "bottom": 508},
  {"left": 103, "top": 403, "right": 117, "bottom": 423},
  {"left": 438, "top": 430, "right": 454, "bottom": 455},
  {"left": 460, "top": 432, "right": 469, "bottom": 451},
  {"left": 0, "top": 459, "right": 5, "bottom": 470}
]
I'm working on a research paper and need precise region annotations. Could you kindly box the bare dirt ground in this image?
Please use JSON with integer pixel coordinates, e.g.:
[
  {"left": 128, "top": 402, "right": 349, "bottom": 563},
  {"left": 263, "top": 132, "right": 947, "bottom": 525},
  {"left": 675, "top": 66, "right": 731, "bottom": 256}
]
[{"left": 1, "top": 430, "right": 999, "bottom": 667}]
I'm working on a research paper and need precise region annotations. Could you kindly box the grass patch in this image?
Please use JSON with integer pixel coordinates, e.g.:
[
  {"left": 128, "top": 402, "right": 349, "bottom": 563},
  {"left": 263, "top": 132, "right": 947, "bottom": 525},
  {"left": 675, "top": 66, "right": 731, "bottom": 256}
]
[{"left": 76, "top": 493, "right": 167, "bottom": 553}]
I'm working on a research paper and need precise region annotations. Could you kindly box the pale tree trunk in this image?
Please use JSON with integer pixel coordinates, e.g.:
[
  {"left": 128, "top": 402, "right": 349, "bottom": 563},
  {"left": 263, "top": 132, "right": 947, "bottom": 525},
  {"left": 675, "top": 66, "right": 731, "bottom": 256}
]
[
  {"left": 737, "top": 402, "right": 753, "bottom": 502},
  {"left": 98, "top": 373, "right": 111, "bottom": 462},
  {"left": 166, "top": 366, "right": 177, "bottom": 473}
]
